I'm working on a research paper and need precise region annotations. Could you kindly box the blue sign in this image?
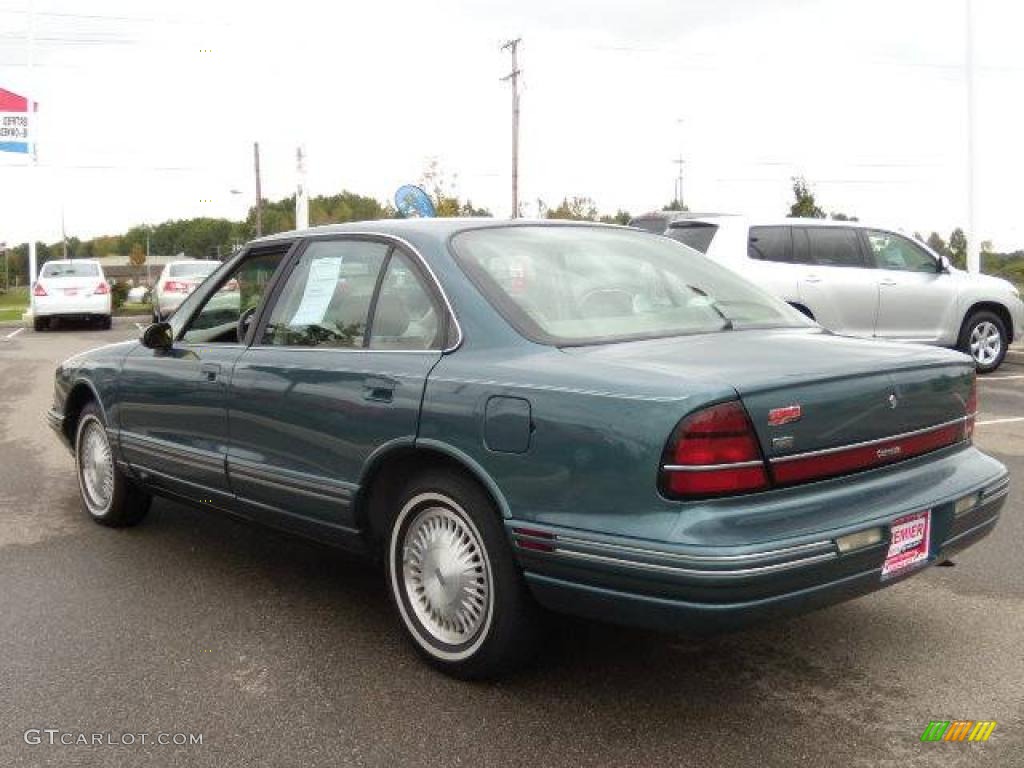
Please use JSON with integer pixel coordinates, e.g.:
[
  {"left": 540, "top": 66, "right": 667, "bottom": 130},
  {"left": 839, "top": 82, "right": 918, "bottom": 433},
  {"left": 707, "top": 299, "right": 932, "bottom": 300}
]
[{"left": 395, "top": 185, "right": 436, "bottom": 218}]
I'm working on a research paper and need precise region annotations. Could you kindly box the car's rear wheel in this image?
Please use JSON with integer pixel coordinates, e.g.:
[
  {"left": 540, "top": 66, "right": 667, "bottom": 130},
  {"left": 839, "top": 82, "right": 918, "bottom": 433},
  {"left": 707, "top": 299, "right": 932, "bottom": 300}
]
[
  {"left": 75, "top": 402, "right": 151, "bottom": 527},
  {"left": 385, "top": 469, "right": 541, "bottom": 679},
  {"left": 33, "top": 316, "right": 45, "bottom": 332},
  {"left": 99, "top": 315, "right": 112, "bottom": 330},
  {"left": 958, "top": 310, "right": 1007, "bottom": 373}
]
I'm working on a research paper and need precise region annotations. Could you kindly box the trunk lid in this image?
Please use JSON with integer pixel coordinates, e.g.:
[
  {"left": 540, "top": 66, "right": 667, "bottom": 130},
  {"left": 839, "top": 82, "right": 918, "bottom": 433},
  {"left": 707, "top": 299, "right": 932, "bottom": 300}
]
[
  {"left": 564, "top": 329, "right": 974, "bottom": 459},
  {"left": 40, "top": 275, "right": 105, "bottom": 296}
]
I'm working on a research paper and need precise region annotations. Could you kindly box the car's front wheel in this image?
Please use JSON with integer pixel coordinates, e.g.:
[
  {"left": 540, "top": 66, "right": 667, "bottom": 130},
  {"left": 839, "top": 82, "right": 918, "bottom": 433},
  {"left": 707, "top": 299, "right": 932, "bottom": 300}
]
[
  {"left": 75, "top": 402, "right": 151, "bottom": 527},
  {"left": 385, "top": 469, "right": 541, "bottom": 679},
  {"left": 958, "top": 310, "right": 1007, "bottom": 373}
]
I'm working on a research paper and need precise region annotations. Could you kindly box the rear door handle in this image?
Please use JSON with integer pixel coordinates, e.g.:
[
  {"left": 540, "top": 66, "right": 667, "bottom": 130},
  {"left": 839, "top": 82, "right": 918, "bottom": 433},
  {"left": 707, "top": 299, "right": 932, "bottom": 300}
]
[
  {"left": 200, "top": 362, "right": 221, "bottom": 382},
  {"left": 879, "top": 279, "right": 898, "bottom": 286},
  {"left": 363, "top": 376, "right": 396, "bottom": 403},
  {"left": 803, "top": 274, "right": 822, "bottom": 283}
]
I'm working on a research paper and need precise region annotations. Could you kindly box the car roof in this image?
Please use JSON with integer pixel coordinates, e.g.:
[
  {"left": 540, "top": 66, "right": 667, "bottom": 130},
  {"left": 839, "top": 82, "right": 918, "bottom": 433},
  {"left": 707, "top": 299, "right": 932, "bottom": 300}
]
[
  {"left": 249, "top": 217, "right": 626, "bottom": 245},
  {"left": 44, "top": 259, "right": 100, "bottom": 264}
]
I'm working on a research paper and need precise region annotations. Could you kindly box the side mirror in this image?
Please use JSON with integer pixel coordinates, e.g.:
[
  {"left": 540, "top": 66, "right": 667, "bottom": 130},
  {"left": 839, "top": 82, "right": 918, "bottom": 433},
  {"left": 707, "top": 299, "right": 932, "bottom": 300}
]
[{"left": 141, "top": 322, "right": 174, "bottom": 350}]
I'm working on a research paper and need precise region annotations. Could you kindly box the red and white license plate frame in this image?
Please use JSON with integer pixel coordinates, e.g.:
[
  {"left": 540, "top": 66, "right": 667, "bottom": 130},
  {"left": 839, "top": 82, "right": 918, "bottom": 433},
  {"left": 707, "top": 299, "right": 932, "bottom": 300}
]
[{"left": 882, "top": 510, "right": 931, "bottom": 579}]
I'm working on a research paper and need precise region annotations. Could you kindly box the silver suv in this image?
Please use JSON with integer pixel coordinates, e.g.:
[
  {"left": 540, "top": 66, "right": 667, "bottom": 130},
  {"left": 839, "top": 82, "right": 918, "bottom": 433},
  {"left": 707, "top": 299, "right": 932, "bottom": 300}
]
[{"left": 631, "top": 213, "right": 1024, "bottom": 372}]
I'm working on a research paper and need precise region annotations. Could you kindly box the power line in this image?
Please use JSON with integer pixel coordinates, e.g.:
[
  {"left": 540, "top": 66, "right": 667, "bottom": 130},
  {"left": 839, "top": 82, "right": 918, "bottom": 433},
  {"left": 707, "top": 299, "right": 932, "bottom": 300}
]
[{"left": 0, "top": 8, "right": 214, "bottom": 24}]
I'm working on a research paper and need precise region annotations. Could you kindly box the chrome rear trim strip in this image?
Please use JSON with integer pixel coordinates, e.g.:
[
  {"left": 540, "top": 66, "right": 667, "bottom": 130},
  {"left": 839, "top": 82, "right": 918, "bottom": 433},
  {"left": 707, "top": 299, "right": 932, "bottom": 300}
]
[
  {"left": 542, "top": 535, "right": 835, "bottom": 564},
  {"left": 770, "top": 416, "right": 968, "bottom": 464},
  {"left": 553, "top": 547, "right": 837, "bottom": 579}
]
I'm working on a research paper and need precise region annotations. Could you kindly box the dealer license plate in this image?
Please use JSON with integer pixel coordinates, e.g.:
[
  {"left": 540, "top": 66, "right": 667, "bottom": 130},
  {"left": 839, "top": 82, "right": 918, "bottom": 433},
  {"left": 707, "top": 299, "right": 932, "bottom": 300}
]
[{"left": 882, "top": 510, "right": 931, "bottom": 579}]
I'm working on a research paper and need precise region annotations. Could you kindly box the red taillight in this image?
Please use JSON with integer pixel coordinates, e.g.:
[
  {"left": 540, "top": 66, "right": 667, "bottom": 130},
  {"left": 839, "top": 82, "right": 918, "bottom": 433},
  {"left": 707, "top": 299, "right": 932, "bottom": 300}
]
[
  {"left": 662, "top": 401, "right": 769, "bottom": 498},
  {"left": 163, "top": 280, "right": 189, "bottom": 293},
  {"left": 93, "top": 281, "right": 110, "bottom": 295},
  {"left": 32, "top": 282, "right": 47, "bottom": 297},
  {"left": 965, "top": 377, "right": 977, "bottom": 442}
]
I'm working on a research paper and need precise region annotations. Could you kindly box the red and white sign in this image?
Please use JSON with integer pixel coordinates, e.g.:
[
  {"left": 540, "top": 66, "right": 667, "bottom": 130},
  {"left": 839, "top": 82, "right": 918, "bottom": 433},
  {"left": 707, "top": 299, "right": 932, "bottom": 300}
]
[
  {"left": 881, "top": 510, "right": 931, "bottom": 579},
  {"left": 0, "top": 87, "right": 36, "bottom": 155}
]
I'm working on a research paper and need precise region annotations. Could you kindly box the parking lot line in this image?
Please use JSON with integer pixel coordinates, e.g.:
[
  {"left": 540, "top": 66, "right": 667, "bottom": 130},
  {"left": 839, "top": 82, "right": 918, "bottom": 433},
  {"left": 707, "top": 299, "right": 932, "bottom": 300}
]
[
  {"left": 977, "top": 416, "right": 1024, "bottom": 426},
  {"left": 982, "top": 374, "right": 1024, "bottom": 382},
  {"left": 3, "top": 328, "right": 24, "bottom": 341},
  {"left": 134, "top": 322, "right": 146, "bottom": 332}
]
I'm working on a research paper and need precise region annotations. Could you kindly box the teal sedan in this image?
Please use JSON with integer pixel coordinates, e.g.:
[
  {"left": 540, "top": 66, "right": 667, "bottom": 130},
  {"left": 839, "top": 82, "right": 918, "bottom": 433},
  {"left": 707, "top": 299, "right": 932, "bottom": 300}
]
[{"left": 48, "top": 220, "right": 1010, "bottom": 678}]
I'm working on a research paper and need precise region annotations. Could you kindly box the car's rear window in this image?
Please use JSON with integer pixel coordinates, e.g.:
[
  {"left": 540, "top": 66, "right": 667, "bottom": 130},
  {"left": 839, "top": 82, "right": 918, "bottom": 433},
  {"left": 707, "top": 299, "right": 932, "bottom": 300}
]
[
  {"left": 451, "top": 225, "right": 811, "bottom": 346},
  {"left": 629, "top": 217, "right": 667, "bottom": 234},
  {"left": 667, "top": 222, "right": 718, "bottom": 253},
  {"left": 41, "top": 262, "right": 99, "bottom": 278},
  {"left": 169, "top": 262, "right": 219, "bottom": 278}
]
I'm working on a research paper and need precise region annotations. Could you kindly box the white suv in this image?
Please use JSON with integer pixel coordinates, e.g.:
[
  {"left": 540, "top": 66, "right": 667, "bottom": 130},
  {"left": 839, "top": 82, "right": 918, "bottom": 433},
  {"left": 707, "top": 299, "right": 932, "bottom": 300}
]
[
  {"left": 631, "top": 213, "right": 1024, "bottom": 372},
  {"left": 32, "top": 259, "right": 112, "bottom": 331}
]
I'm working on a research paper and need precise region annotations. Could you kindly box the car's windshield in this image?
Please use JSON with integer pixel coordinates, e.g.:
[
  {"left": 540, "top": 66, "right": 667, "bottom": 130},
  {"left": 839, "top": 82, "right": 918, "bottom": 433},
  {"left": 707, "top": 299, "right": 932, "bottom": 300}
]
[
  {"left": 169, "top": 262, "right": 218, "bottom": 278},
  {"left": 452, "top": 225, "right": 812, "bottom": 345},
  {"left": 41, "top": 262, "right": 99, "bottom": 278}
]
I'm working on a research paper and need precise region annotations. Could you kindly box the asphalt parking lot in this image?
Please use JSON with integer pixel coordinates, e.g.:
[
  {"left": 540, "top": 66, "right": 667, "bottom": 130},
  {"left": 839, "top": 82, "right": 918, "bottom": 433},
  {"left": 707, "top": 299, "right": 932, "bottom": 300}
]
[{"left": 0, "top": 321, "right": 1020, "bottom": 768}]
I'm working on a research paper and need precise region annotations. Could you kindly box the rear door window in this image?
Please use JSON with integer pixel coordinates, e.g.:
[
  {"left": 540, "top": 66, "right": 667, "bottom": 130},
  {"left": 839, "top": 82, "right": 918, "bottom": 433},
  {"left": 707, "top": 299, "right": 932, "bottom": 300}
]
[
  {"left": 799, "top": 227, "right": 868, "bottom": 268},
  {"left": 667, "top": 222, "right": 718, "bottom": 253},
  {"left": 748, "top": 226, "right": 793, "bottom": 262}
]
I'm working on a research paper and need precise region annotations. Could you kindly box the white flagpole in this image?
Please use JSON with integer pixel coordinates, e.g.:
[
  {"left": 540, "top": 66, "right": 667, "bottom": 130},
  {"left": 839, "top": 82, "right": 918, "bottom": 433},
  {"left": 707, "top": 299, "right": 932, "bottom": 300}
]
[{"left": 26, "top": 0, "right": 38, "bottom": 313}]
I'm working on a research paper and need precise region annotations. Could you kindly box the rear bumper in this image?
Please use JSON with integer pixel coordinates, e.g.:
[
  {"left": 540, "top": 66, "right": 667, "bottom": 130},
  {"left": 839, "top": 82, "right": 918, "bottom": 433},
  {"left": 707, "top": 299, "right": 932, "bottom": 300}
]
[
  {"left": 511, "top": 448, "right": 1009, "bottom": 633},
  {"left": 34, "top": 295, "right": 111, "bottom": 317}
]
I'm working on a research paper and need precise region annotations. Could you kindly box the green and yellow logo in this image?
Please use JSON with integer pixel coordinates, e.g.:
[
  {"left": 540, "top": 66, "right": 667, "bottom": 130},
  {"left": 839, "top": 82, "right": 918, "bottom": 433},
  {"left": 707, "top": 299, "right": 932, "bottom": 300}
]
[{"left": 921, "top": 720, "right": 996, "bottom": 742}]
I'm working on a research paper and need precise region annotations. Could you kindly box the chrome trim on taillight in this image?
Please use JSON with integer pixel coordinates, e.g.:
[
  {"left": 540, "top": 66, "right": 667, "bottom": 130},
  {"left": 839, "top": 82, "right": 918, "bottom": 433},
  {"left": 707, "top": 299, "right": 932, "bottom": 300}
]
[{"left": 662, "top": 460, "right": 765, "bottom": 472}]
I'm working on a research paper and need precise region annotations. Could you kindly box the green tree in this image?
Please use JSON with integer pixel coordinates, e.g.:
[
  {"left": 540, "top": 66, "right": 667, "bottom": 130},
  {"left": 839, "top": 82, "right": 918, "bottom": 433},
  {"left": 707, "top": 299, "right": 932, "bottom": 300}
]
[
  {"left": 599, "top": 209, "right": 632, "bottom": 225},
  {"left": 545, "top": 196, "right": 599, "bottom": 221},
  {"left": 926, "top": 232, "right": 950, "bottom": 258},
  {"left": 830, "top": 211, "right": 858, "bottom": 222},
  {"left": 788, "top": 177, "right": 825, "bottom": 219},
  {"left": 129, "top": 242, "right": 146, "bottom": 267},
  {"left": 662, "top": 199, "right": 688, "bottom": 212},
  {"left": 948, "top": 228, "right": 967, "bottom": 269}
]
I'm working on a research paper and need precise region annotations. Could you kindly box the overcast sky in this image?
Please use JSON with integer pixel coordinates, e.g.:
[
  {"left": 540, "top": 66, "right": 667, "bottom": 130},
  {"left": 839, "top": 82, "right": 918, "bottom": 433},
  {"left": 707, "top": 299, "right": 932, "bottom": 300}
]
[{"left": 1, "top": 0, "right": 1023, "bottom": 249}]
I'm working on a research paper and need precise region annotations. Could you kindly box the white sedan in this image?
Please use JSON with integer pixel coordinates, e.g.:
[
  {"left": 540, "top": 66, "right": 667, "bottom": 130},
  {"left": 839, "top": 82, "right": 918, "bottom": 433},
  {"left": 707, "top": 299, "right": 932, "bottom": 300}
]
[
  {"left": 32, "top": 259, "right": 112, "bottom": 331},
  {"left": 151, "top": 260, "right": 220, "bottom": 321}
]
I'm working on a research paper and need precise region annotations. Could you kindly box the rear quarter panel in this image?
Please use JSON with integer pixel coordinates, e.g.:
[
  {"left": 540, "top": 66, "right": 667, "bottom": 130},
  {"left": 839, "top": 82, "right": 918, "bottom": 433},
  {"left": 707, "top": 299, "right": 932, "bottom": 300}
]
[{"left": 417, "top": 345, "right": 734, "bottom": 542}]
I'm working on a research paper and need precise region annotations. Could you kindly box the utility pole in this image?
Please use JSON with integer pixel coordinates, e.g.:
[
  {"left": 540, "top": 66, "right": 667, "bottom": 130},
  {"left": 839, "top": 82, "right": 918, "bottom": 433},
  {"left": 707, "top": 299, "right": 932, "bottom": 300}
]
[
  {"left": 965, "top": 0, "right": 980, "bottom": 274},
  {"left": 673, "top": 118, "right": 685, "bottom": 209},
  {"left": 501, "top": 38, "right": 521, "bottom": 219},
  {"left": 295, "top": 144, "right": 309, "bottom": 230},
  {"left": 61, "top": 206, "right": 67, "bottom": 258},
  {"left": 673, "top": 155, "right": 685, "bottom": 209},
  {"left": 253, "top": 141, "right": 263, "bottom": 236}
]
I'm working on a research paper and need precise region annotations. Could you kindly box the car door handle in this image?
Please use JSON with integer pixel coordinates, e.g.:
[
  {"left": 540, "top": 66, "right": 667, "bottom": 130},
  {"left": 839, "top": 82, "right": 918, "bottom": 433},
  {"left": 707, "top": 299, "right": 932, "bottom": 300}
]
[
  {"left": 363, "top": 376, "right": 396, "bottom": 403},
  {"left": 803, "top": 274, "right": 822, "bottom": 283},
  {"left": 200, "top": 362, "right": 221, "bottom": 382},
  {"left": 879, "top": 279, "right": 898, "bottom": 286}
]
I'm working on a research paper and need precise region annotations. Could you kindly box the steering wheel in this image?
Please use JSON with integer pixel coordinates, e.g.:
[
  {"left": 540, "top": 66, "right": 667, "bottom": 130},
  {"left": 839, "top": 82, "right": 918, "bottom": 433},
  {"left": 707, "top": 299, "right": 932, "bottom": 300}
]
[{"left": 236, "top": 306, "right": 257, "bottom": 344}]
